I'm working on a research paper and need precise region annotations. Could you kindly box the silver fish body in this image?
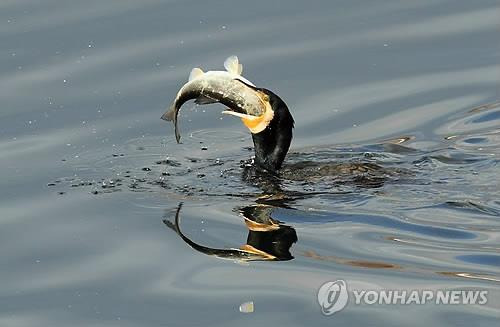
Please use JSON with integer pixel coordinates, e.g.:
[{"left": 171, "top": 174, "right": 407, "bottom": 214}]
[{"left": 161, "top": 71, "right": 267, "bottom": 143}]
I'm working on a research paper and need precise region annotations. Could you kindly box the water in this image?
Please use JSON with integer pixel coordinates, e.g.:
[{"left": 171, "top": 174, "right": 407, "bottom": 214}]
[{"left": 1, "top": 0, "right": 499, "bottom": 326}]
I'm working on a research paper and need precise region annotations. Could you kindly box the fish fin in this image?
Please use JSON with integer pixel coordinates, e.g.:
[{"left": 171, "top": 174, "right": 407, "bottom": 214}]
[
  {"left": 224, "top": 55, "right": 243, "bottom": 75},
  {"left": 188, "top": 67, "right": 204, "bottom": 81},
  {"left": 161, "top": 105, "right": 175, "bottom": 121},
  {"left": 194, "top": 95, "right": 218, "bottom": 105}
]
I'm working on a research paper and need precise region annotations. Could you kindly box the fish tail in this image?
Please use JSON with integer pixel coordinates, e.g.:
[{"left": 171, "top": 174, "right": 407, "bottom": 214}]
[
  {"left": 160, "top": 104, "right": 176, "bottom": 121},
  {"left": 174, "top": 120, "right": 181, "bottom": 143},
  {"left": 161, "top": 104, "right": 181, "bottom": 143}
]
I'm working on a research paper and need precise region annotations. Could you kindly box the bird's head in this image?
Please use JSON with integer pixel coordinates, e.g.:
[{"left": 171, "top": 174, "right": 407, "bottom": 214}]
[{"left": 223, "top": 87, "right": 294, "bottom": 173}]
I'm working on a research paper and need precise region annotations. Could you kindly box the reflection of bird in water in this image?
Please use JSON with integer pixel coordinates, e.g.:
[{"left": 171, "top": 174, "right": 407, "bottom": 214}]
[
  {"left": 163, "top": 202, "right": 403, "bottom": 269},
  {"left": 161, "top": 56, "right": 393, "bottom": 182},
  {"left": 164, "top": 203, "right": 297, "bottom": 262}
]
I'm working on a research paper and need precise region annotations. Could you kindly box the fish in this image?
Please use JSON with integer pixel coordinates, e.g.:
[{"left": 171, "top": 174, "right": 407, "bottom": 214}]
[{"left": 161, "top": 56, "right": 273, "bottom": 142}]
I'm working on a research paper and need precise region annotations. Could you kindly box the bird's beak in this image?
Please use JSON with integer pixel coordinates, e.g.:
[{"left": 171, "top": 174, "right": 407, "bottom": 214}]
[{"left": 222, "top": 90, "right": 274, "bottom": 134}]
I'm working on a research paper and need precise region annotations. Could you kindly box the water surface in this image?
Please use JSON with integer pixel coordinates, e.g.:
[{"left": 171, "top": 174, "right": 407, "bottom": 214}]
[{"left": 1, "top": 0, "right": 499, "bottom": 326}]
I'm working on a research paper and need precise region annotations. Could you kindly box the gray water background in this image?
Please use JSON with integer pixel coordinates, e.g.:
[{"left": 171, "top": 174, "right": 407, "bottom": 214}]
[{"left": 1, "top": 0, "right": 500, "bottom": 326}]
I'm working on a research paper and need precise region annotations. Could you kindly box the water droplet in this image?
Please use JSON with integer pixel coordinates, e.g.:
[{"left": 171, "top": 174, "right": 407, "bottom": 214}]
[{"left": 239, "top": 301, "right": 254, "bottom": 313}]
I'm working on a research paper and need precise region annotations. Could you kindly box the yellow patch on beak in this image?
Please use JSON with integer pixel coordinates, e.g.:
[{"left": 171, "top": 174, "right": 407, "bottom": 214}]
[{"left": 221, "top": 91, "right": 274, "bottom": 134}]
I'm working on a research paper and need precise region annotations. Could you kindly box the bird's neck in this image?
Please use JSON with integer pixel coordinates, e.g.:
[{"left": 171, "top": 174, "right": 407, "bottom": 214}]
[{"left": 251, "top": 106, "right": 293, "bottom": 173}]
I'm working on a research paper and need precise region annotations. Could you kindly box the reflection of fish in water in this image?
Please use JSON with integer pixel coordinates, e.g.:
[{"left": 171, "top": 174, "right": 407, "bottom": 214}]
[{"left": 163, "top": 203, "right": 297, "bottom": 262}]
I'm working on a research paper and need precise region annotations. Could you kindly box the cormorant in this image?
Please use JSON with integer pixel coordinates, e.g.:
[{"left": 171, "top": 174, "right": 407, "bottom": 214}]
[{"left": 161, "top": 55, "right": 389, "bottom": 181}]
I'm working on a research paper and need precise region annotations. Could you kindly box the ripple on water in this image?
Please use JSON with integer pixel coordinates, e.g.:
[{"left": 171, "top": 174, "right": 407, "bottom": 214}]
[
  {"left": 3, "top": 0, "right": 500, "bottom": 324},
  {"left": 50, "top": 103, "right": 500, "bottom": 322},
  {"left": 438, "top": 101, "right": 500, "bottom": 152},
  {"left": 456, "top": 255, "right": 500, "bottom": 267}
]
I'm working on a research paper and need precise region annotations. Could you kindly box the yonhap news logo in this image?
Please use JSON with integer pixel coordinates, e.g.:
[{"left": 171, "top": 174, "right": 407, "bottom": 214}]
[
  {"left": 317, "top": 279, "right": 488, "bottom": 315},
  {"left": 317, "top": 280, "right": 349, "bottom": 315}
]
